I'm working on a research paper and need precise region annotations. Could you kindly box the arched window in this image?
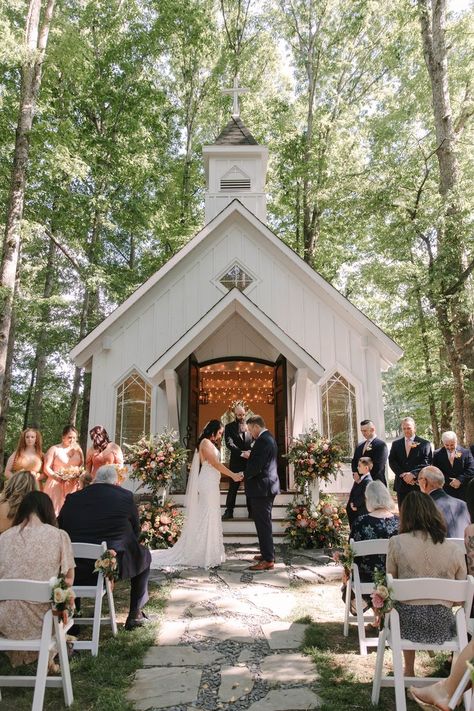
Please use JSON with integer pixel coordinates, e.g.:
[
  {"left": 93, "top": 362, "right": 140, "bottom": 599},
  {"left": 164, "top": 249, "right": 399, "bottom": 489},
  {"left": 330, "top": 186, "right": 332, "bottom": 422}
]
[
  {"left": 115, "top": 371, "right": 151, "bottom": 447},
  {"left": 321, "top": 372, "right": 357, "bottom": 456}
]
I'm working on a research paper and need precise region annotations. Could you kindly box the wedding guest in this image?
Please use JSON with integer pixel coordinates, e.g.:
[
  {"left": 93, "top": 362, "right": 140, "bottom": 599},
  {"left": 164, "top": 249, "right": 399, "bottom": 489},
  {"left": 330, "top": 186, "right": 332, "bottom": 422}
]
[
  {"left": 346, "top": 457, "right": 373, "bottom": 529},
  {"left": 351, "top": 420, "right": 388, "bottom": 486},
  {"left": 0, "top": 470, "right": 37, "bottom": 533},
  {"left": 58, "top": 464, "right": 151, "bottom": 630},
  {"left": 86, "top": 425, "right": 123, "bottom": 479},
  {"left": 387, "top": 492, "right": 466, "bottom": 678},
  {"left": 4, "top": 428, "right": 43, "bottom": 485},
  {"left": 43, "top": 425, "right": 84, "bottom": 516},
  {"left": 432, "top": 431, "right": 474, "bottom": 501},
  {"left": 417, "top": 465, "right": 470, "bottom": 538},
  {"left": 410, "top": 638, "right": 474, "bottom": 710},
  {"left": 389, "top": 417, "right": 432, "bottom": 508},
  {"left": 222, "top": 403, "right": 252, "bottom": 520},
  {"left": 0, "top": 491, "right": 75, "bottom": 669}
]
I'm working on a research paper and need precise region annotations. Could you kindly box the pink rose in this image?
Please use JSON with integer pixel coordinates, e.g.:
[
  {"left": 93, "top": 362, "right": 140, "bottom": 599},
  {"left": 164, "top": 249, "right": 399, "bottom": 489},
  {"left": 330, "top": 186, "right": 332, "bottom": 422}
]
[{"left": 371, "top": 593, "right": 384, "bottom": 609}]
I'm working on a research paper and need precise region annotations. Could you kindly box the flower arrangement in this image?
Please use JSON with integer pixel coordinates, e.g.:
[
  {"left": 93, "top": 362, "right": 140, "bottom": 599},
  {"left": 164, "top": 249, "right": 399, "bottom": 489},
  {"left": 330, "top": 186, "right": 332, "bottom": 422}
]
[
  {"left": 332, "top": 543, "right": 355, "bottom": 576},
  {"left": 94, "top": 549, "right": 119, "bottom": 582},
  {"left": 138, "top": 499, "right": 184, "bottom": 549},
  {"left": 49, "top": 574, "right": 75, "bottom": 624},
  {"left": 114, "top": 465, "right": 128, "bottom": 486},
  {"left": 284, "top": 496, "right": 347, "bottom": 549},
  {"left": 286, "top": 425, "right": 342, "bottom": 490},
  {"left": 370, "top": 568, "right": 393, "bottom": 628},
  {"left": 124, "top": 429, "right": 188, "bottom": 493},
  {"left": 55, "top": 465, "right": 84, "bottom": 481}
]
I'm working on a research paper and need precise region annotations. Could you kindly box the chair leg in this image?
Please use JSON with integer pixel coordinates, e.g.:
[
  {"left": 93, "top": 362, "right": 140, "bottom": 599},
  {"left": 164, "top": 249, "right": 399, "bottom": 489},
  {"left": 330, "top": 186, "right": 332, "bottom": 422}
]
[
  {"left": 371, "top": 628, "right": 387, "bottom": 704},
  {"left": 391, "top": 638, "right": 407, "bottom": 711},
  {"left": 91, "top": 590, "right": 103, "bottom": 657},
  {"left": 32, "top": 619, "right": 51, "bottom": 711},
  {"left": 54, "top": 618, "right": 74, "bottom": 707},
  {"left": 106, "top": 579, "right": 118, "bottom": 636}
]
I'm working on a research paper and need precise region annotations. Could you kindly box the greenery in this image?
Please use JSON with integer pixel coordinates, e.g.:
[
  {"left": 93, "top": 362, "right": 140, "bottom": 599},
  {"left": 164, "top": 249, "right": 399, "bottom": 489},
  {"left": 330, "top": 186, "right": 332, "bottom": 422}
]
[
  {"left": 125, "top": 430, "right": 188, "bottom": 493},
  {"left": 0, "top": 0, "right": 473, "bottom": 463},
  {"left": 138, "top": 498, "right": 184, "bottom": 549},
  {"left": 0, "top": 579, "right": 168, "bottom": 710},
  {"left": 284, "top": 495, "right": 347, "bottom": 549},
  {"left": 286, "top": 426, "right": 343, "bottom": 489}
]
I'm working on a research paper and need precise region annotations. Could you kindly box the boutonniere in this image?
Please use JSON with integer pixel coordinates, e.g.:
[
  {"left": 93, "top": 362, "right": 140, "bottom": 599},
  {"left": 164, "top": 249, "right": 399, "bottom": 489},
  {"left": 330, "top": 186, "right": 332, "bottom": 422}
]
[
  {"left": 454, "top": 451, "right": 462, "bottom": 459},
  {"left": 409, "top": 442, "right": 419, "bottom": 449},
  {"left": 365, "top": 444, "right": 372, "bottom": 452}
]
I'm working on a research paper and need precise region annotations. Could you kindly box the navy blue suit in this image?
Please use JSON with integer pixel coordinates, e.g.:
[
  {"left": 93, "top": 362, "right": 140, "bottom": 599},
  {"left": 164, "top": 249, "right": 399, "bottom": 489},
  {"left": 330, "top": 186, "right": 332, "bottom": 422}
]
[
  {"left": 430, "top": 488, "right": 471, "bottom": 538},
  {"left": 389, "top": 436, "right": 432, "bottom": 506},
  {"left": 351, "top": 437, "right": 388, "bottom": 486},
  {"left": 432, "top": 446, "right": 474, "bottom": 501},
  {"left": 244, "top": 430, "right": 280, "bottom": 562},
  {"left": 58, "top": 483, "right": 151, "bottom": 615},
  {"left": 346, "top": 473, "right": 373, "bottom": 529}
]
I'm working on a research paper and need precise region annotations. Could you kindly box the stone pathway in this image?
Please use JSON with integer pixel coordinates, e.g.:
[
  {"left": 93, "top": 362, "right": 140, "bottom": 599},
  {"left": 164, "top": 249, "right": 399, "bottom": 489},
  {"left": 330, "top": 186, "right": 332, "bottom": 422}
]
[{"left": 127, "top": 546, "right": 343, "bottom": 711}]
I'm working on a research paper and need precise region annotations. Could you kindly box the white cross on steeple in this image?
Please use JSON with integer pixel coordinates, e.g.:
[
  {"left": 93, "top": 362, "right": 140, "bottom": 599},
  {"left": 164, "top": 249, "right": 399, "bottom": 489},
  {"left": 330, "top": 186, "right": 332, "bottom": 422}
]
[{"left": 222, "top": 76, "right": 248, "bottom": 118}]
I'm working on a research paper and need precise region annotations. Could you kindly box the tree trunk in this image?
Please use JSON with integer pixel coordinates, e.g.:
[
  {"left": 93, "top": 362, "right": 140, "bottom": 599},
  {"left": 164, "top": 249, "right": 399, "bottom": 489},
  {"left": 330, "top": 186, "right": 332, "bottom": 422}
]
[
  {"left": 0, "top": 283, "right": 19, "bottom": 475},
  {"left": 69, "top": 289, "right": 90, "bottom": 425},
  {"left": 0, "top": 0, "right": 57, "bottom": 437},
  {"left": 30, "top": 236, "right": 56, "bottom": 427},
  {"left": 414, "top": 285, "right": 440, "bottom": 446}
]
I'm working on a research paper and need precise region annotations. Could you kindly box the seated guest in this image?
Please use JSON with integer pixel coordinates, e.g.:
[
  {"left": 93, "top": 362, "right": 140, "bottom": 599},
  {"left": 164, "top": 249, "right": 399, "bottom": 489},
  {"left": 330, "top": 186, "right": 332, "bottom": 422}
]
[
  {"left": 389, "top": 416, "right": 432, "bottom": 509},
  {"left": 346, "top": 457, "right": 373, "bottom": 529},
  {"left": 432, "top": 430, "right": 474, "bottom": 501},
  {"left": 86, "top": 426, "right": 124, "bottom": 480},
  {"left": 58, "top": 464, "right": 151, "bottom": 630},
  {"left": 387, "top": 492, "right": 466, "bottom": 678},
  {"left": 351, "top": 419, "right": 388, "bottom": 486},
  {"left": 0, "top": 491, "right": 75, "bottom": 668},
  {"left": 410, "top": 638, "right": 474, "bottom": 710},
  {"left": 417, "top": 465, "right": 470, "bottom": 538},
  {"left": 0, "top": 470, "right": 37, "bottom": 533},
  {"left": 351, "top": 480, "right": 399, "bottom": 583}
]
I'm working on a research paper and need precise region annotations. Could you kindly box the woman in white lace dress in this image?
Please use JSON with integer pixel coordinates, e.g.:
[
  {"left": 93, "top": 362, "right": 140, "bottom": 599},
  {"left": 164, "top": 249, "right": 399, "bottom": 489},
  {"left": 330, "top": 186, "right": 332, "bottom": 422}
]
[{"left": 150, "top": 420, "right": 244, "bottom": 570}]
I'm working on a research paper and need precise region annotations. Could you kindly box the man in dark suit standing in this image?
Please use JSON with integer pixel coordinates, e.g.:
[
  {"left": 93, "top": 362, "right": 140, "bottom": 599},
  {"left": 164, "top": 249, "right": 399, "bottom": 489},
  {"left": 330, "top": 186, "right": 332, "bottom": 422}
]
[
  {"left": 222, "top": 403, "right": 253, "bottom": 520},
  {"left": 389, "top": 416, "right": 432, "bottom": 508},
  {"left": 243, "top": 415, "right": 280, "bottom": 571},
  {"left": 58, "top": 465, "right": 151, "bottom": 630},
  {"left": 346, "top": 457, "right": 373, "bottom": 529},
  {"left": 432, "top": 431, "right": 474, "bottom": 501},
  {"left": 417, "top": 465, "right": 471, "bottom": 537},
  {"left": 351, "top": 419, "right": 388, "bottom": 486}
]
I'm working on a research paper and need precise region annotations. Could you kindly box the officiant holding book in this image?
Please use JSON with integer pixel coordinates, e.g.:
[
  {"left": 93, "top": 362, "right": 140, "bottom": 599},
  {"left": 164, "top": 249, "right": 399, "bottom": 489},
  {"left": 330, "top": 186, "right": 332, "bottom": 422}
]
[{"left": 222, "top": 403, "right": 253, "bottom": 520}]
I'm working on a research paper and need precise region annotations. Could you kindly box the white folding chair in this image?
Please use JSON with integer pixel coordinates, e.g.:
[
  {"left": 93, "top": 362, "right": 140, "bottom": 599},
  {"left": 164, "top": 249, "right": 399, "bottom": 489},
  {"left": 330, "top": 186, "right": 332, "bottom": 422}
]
[
  {"left": 71, "top": 541, "right": 117, "bottom": 656},
  {"left": 447, "top": 538, "right": 467, "bottom": 553},
  {"left": 0, "top": 579, "right": 73, "bottom": 710},
  {"left": 343, "top": 538, "right": 389, "bottom": 655},
  {"left": 371, "top": 574, "right": 474, "bottom": 711}
]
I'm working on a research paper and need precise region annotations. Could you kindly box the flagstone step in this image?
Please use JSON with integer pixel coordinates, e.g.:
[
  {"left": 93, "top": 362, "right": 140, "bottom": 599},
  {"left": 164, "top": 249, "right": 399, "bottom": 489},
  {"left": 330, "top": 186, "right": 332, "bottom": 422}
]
[
  {"left": 222, "top": 519, "right": 287, "bottom": 535},
  {"left": 170, "top": 492, "right": 294, "bottom": 506}
]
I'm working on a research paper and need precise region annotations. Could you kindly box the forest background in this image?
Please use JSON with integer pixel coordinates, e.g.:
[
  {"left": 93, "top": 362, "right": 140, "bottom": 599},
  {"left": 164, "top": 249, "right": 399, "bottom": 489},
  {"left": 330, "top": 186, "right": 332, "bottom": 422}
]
[{"left": 0, "top": 0, "right": 473, "bottom": 465}]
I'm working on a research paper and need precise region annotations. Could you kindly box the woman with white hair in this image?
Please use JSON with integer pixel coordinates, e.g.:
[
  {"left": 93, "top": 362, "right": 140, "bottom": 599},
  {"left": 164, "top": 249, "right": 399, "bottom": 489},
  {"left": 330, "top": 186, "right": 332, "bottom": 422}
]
[{"left": 351, "top": 480, "right": 399, "bottom": 584}]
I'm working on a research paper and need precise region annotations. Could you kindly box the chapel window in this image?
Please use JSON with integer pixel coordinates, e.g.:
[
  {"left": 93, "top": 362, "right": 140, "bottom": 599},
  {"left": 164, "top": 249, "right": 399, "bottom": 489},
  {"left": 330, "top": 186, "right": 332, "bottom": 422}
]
[
  {"left": 115, "top": 371, "right": 151, "bottom": 447},
  {"left": 321, "top": 372, "right": 357, "bottom": 456},
  {"left": 219, "top": 263, "right": 254, "bottom": 292}
]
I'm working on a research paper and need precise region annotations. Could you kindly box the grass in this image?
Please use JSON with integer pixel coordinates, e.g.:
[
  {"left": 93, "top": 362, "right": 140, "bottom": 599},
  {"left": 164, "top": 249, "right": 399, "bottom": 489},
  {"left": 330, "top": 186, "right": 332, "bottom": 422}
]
[{"left": 0, "top": 579, "right": 169, "bottom": 710}]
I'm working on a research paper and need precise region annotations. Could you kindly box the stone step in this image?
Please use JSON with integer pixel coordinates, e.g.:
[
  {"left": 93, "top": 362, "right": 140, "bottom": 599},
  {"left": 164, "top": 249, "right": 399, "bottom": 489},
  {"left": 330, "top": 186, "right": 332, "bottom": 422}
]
[
  {"left": 221, "top": 506, "right": 287, "bottom": 520},
  {"left": 221, "top": 518, "right": 287, "bottom": 535},
  {"left": 170, "top": 492, "right": 294, "bottom": 506}
]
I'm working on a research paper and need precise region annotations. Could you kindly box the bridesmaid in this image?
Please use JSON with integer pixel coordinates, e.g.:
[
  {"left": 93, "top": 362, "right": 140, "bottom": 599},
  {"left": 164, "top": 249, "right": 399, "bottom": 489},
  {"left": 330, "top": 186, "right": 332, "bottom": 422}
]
[
  {"left": 4, "top": 428, "right": 44, "bottom": 486},
  {"left": 86, "top": 425, "right": 124, "bottom": 479},
  {"left": 43, "top": 425, "right": 84, "bottom": 515}
]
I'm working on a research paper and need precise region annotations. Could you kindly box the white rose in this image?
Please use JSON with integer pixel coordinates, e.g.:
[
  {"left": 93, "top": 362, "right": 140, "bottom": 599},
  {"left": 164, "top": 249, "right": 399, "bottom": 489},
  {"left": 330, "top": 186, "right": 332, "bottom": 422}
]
[
  {"left": 53, "top": 587, "right": 67, "bottom": 604},
  {"left": 49, "top": 576, "right": 59, "bottom": 587}
]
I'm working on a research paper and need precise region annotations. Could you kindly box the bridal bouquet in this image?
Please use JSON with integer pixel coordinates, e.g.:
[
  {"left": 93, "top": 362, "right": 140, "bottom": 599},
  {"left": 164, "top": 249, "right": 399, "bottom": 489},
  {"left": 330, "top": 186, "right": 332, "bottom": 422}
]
[
  {"left": 138, "top": 499, "right": 184, "bottom": 549},
  {"left": 125, "top": 429, "right": 188, "bottom": 493},
  {"left": 55, "top": 465, "right": 84, "bottom": 481},
  {"left": 286, "top": 425, "right": 342, "bottom": 489}
]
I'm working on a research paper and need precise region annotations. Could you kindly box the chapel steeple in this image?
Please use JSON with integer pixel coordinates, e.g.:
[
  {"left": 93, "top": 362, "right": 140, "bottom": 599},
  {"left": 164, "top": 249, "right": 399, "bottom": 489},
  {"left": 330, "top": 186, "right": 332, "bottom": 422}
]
[{"left": 203, "top": 78, "right": 268, "bottom": 224}]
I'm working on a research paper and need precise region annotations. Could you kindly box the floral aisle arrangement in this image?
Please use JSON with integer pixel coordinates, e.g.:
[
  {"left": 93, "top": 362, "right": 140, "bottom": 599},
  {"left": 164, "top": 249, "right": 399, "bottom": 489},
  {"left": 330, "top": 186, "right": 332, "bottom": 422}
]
[
  {"left": 332, "top": 543, "right": 355, "bottom": 577},
  {"left": 284, "top": 496, "right": 346, "bottom": 549},
  {"left": 94, "top": 549, "right": 119, "bottom": 582},
  {"left": 124, "top": 429, "right": 188, "bottom": 494},
  {"left": 49, "top": 574, "right": 75, "bottom": 624},
  {"left": 370, "top": 569, "right": 393, "bottom": 628},
  {"left": 138, "top": 499, "right": 184, "bottom": 549},
  {"left": 286, "top": 426, "right": 342, "bottom": 491}
]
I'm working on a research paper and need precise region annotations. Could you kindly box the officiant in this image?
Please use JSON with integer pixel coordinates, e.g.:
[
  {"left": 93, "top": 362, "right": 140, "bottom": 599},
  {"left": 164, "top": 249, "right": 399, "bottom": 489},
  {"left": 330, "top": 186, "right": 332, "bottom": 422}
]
[{"left": 222, "top": 403, "right": 252, "bottom": 520}]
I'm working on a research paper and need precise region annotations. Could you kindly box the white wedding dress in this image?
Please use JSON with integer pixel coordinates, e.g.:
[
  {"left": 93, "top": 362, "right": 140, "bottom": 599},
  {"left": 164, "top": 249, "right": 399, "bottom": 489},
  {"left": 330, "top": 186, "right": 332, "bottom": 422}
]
[{"left": 150, "top": 446, "right": 225, "bottom": 569}]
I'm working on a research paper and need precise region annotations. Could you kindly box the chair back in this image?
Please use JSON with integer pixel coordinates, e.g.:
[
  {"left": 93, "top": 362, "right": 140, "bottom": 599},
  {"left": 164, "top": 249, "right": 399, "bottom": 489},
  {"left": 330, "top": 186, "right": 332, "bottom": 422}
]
[
  {"left": 0, "top": 579, "right": 51, "bottom": 604},
  {"left": 72, "top": 541, "right": 107, "bottom": 560},
  {"left": 447, "top": 538, "right": 466, "bottom": 553},
  {"left": 387, "top": 574, "right": 474, "bottom": 617},
  {"left": 350, "top": 538, "right": 390, "bottom": 557}
]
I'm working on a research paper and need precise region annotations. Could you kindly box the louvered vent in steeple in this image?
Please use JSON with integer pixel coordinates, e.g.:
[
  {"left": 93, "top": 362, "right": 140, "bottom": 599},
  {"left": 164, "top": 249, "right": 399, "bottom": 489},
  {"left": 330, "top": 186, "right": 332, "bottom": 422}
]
[{"left": 220, "top": 166, "right": 251, "bottom": 191}]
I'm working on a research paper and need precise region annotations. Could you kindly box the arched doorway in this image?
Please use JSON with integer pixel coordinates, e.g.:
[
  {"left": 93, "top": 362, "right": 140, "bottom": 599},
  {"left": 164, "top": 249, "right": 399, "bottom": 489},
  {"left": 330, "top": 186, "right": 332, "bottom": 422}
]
[{"left": 186, "top": 355, "right": 288, "bottom": 490}]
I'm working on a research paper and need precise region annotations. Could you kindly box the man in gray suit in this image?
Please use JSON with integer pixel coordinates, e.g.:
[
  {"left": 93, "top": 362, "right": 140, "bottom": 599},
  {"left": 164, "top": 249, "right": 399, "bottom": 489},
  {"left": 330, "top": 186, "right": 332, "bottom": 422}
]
[{"left": 417, "top": 465, "right": 470, "bottom": 538}]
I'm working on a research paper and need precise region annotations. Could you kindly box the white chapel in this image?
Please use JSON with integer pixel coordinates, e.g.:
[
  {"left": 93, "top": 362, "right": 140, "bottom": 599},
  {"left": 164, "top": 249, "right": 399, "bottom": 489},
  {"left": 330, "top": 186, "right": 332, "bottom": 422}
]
[{"left": 71, "top": 96, "right": 402, "bottom": 499}]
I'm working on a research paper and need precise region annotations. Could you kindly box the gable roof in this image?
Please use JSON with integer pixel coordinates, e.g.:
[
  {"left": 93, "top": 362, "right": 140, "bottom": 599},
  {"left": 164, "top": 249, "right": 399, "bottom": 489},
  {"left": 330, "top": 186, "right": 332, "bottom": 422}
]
[
  {"left": 70, "top": 199, "right": 402, "bottom": 367},
  {"left": 147, "top": 288, "right": 324, "bottom": 383},
  {"left": 214, "top": 116, "right": 258, "bottom": 145}
]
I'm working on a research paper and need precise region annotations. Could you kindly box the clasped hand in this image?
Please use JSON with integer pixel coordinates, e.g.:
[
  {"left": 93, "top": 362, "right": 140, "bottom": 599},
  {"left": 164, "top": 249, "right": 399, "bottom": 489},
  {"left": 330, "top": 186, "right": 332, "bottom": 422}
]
[{"left": 233, "top": 472, "right": 244, "bottom": 482}]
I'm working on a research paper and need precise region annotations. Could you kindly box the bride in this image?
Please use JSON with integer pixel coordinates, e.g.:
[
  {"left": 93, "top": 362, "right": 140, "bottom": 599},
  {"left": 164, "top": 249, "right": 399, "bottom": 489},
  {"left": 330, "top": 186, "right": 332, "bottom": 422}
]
[{"left": 150, "top": 420, "right": 243, "bottom": 570}]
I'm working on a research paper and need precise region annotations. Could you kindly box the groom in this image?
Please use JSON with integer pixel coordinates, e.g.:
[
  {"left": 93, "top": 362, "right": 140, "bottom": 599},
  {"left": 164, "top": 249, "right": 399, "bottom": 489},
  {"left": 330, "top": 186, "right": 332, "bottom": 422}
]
[{"left": 243, "top": 415, "right": 280, "bottom": 571}]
